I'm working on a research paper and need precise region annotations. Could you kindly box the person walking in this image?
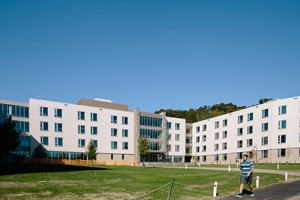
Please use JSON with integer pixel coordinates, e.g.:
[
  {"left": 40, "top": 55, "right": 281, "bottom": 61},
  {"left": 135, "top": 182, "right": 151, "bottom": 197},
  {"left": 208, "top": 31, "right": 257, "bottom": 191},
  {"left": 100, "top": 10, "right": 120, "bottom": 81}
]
[{"left": 236, "top": 154, "right": 255, "bottom": 198}]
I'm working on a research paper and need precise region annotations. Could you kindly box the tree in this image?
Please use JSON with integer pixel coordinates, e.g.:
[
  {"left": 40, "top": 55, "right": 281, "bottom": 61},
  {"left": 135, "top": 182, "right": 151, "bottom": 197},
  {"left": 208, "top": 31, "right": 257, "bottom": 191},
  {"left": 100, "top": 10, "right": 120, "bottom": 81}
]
[
  {"left": 259, "top": 98, "right": 274, "bottom": 104},
  {"left": 86, "top": 140, "right": 97, "bottom": 165},
  {"left": 32, "top": 144, "right": 47, "bottom": 158},
  {"left": 0, "top": 116, "right": 20, "bottom": 160},
  {"left": 138, "top": 138, "right": 149, "bottom": 164}
]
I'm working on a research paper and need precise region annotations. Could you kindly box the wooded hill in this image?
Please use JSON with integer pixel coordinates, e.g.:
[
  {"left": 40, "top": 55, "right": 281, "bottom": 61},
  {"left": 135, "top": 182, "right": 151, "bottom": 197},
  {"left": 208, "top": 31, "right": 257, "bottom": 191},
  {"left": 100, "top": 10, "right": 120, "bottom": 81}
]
[{"left": 154, "top": 99, "right": 272, "bottom": 123}]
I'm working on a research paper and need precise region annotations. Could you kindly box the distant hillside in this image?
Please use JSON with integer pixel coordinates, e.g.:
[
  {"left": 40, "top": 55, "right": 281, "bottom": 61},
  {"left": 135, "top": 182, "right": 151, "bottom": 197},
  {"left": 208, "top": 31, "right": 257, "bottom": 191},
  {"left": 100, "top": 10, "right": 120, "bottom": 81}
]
[{"left": 154, "top": 103, "right": 247, "bottom": 123}]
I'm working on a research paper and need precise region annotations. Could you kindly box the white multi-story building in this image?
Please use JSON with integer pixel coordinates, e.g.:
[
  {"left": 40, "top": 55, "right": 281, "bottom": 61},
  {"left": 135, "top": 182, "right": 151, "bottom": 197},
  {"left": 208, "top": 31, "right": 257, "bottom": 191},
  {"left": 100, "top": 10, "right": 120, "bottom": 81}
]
[{"left": 1, "top": 96, "right": 299, "bottom": 164}]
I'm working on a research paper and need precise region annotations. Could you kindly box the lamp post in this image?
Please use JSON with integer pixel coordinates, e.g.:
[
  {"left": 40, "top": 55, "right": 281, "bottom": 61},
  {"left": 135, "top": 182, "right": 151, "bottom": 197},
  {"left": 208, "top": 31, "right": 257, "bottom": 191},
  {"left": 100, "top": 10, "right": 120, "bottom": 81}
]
[{"left": 253, "top": 144, "right": 258, "bottom": 164}]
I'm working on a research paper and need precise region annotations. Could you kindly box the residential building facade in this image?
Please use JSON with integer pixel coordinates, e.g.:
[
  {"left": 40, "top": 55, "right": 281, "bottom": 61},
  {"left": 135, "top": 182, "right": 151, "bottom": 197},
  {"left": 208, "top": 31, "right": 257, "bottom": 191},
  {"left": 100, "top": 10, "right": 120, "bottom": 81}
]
[{"left": 1, "top": 96, "right": 299, "bottom": 164}]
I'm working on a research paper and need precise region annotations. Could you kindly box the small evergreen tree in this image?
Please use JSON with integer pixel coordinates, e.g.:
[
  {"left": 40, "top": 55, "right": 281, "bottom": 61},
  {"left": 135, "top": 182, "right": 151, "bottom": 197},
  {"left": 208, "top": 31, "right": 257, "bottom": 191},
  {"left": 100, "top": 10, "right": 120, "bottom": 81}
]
[
  {"left": 32, "top": 144, "right": 47, "bottom": 158},
  {"left": 138, "top": 138, "right": 149, "bottom": 164},
  {"left": 86, "top": 140, "right": 97, "bottom": 165},
  {"left": 0, "top": 116, "right": 21, "bottom": 160}
]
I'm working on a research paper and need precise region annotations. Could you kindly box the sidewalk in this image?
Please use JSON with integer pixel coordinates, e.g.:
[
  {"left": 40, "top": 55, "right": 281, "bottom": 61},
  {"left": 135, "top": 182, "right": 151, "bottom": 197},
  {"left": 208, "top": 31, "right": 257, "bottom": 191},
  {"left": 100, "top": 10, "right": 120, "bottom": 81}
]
[{"left": 220, "top": 179, "right": 300, "bottom": 200}]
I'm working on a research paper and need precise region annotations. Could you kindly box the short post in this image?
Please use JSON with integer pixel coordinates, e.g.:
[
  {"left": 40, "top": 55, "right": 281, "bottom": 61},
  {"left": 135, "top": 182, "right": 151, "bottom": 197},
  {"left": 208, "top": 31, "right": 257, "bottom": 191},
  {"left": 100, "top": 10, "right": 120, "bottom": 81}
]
[
  {"left": 213, "top": 182, "right": 218, "bottom": 197},
  {"left": 236, "top": 162, "right": 239, "bottom": 167},
  {"left": 285, "top": 172, "right": 288, "bottom": 181},
  {"left": 256, "top": 176, "right": 259, "bottom": 188},
  {"left": 174, "top": 163, "right": 175, "bottom": 167},
  {"left": 228, "top": 165, "right": 231, "bottom": 172},
  {"left": 199, "top": 162, "right": 201, "bottom": 167},
  {"left": 167, "top": 177, "right": 174, "bottom": 200},
  {"left": 277, "top": 164, "right": 279, "bottom": 170},
  {"left": 185, "top": 164, "right": 187, "bottom": 170},
  {"left": 94, "top": 171, "right": 97, "bottom": 181}
]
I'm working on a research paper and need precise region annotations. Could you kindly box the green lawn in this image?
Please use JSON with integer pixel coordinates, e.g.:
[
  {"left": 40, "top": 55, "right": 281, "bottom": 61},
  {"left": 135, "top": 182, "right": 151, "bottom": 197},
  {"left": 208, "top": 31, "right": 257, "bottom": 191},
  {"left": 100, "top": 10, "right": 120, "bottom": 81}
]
[{"left": 0, "top": 164, "right": 298, "bottom": 200}]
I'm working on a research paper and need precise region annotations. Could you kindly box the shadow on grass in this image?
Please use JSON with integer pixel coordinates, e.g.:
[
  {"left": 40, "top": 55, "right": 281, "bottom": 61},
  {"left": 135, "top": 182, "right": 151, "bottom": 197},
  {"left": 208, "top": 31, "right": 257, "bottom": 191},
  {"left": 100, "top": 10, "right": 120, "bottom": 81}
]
[{"left": 0, "top": 164, "right": 110, "bottom": 175}]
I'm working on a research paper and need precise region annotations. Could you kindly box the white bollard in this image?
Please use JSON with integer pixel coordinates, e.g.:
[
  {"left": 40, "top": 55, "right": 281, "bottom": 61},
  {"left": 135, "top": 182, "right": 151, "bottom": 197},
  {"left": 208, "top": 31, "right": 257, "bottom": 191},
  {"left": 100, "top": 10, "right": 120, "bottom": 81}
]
[
  {"left": 199, "top": 162, "right": 201, "bottom": 167},
  {"left": 213, "top": 182, "right": 218, "bottom": 197},
  {"left": 236, "top": 162, "right": 239, "bottom": 167},
  {"left": 174, "top": 163, "right": 175, "bottom": 167},
  {"left": 285, "top": 172, "right": 288, "bottom": 181},
  {"left": 185, "top": 164, "right": 187, "bottom": 170},
  {"left": 228, "top": 165, "right": 231, "bottom": 172},
  {"left": 256, "top": 176, "right": 259, "bottom": 188},
  {"left": 277, "top": 164, "right": 279, "bottom": 170}
]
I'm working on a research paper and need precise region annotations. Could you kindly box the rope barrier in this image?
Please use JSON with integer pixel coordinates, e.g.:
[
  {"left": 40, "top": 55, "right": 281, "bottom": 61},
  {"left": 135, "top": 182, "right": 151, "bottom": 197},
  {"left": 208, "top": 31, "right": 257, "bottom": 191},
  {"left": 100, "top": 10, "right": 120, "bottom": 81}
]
[{"left": 131, "top": 181, "right": 172, "bottom": 199}]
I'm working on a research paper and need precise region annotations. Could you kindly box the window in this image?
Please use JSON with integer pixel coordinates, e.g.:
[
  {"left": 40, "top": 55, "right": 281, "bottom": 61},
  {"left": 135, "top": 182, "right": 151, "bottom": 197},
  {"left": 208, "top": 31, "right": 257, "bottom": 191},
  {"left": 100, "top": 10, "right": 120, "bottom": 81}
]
[
  {"left": 214, "top": 154, "right": 219, "bottom": 161},
  {"left": 111, "top": 154, "right": 114, "bottom": 160},
  {"left": 54, "top": 108, "right": 62, "bottom": 118},
  {"left": 247, "top": 139, "right": 253, "bottom": 147},
  {"left": 122, "top": 116, "right": 128, "bottom": 125},
  {"left": 54, "top": 123, "right": 63, "bottom": 132},
  {"left": 214, "top": 132, "right": 219, "bottom": 140},
  {"left": 93, "top": 140, "right": 98, "bottom": 147},
  {"left": 111, "top": 141, "right": 117, "bottom": 149},
  {"left": 167, "top": 134, "right": 171, "bottom": 141},
  {"left": 40, "top": 107, "right": 48, "bottom": 116},
  {"left": 202, "top": 124, "right": 207, "bottom": 131},
  {"left": 90, "top": 113, "right": 97, "bottom": 121},
  {"left": 202, "top": 145, "right": 206, "bottom": 152},
  {"left": 140, "top": 116, "right": 162, "bottom": 127},
  {"left": 175, "top": 145, "right": 180, "bottom": 152},
  {"left": 262, "top": 109, "right": 269, "bottom": 118},
  {"left": 262, "top": 123, "right": 268, "bottom": 132},
  {"left": 196, "top": 126, "right": 200, "bottom": 132},
  {"left": 278, "top": 135, "right": 286, "bottom": 144},
  {"left": 247, "top": 113, "right": 253, "bottom": 121},
  {"left": 237, "top": 152, "right": 243, "bottom": 159},
  {"left": 247, "top": 126, "right": 253, "bottom": 134},
  {"left": 91, "top": 126, "right": 98, "bottom": 135},
  {"left": 278, "top": 149, "right": 286, "bottom": 157},
  {"left": 55, "top": 137, "right": 63, "bottom": 146},
  {"left": 214, "top": 144, "right": 219, "bottom": 151},
  {"left": 167, "top": 122, "right": 172, "bottom": 129},
  {"left": 78, "top": 139, "right": 85, "bottom": 148},
  {"left": 175, "top": 123, "right": 180, "bottom": 130},
  {"left": 223, "top": 119, "right": 228, "bottom": 127},
  {"left": 196, "top": 146, "right": 199, "bottom": 153},
  {"left": 237, "top": 128, "right": 243, "bottom": 136},
  {"left": 196, "top": 136, "right": 200, "bottom": 143},
  {"left": 202, "top": 156, "right": 206, "bottom": 162},
  {"left": 78, "top": 125, "right": 85, "bottom": 134},
  {"left": 222, "top": 131, "right": 227, "bottom": 138},
  {"left": 122, "top": 142, "right": 128, "bottom": 150},
  {"left": 40, "top": 121, "right": 48, "bottom": 131},
  {"left": 222, "top": 142, "right": 227, "bottom": 150},
  {"left": 261, "top": 136, "right": 268, "bottom": 145},
  {"left": 278, "top": 105, "right": 287, "bottom": 115},
  {"left": 278, "top": 120, "right": 287, "bottom": 129},
  {"left": 78, "top": 111, "right": 85, "bottom": 120},
  {"left": 122, "top": 129, "right": 128, "bottom": 137},
  {"left": 167, "top": 145, "right": 171, "bottom": 151},
  {"left": 202, "top": 135, "right": 207, "bottom": 142},
  {"left": 175, "top": 134, "right": 180, "bottom": 141},
  {"left": 222, "top": 154, "right": 227, "bottom": 161},
  {"left": 41, "top": 136, "right": 49, "bottom": 146},
  {"left": 215, "top": 121, "right": 219, "bottom": 129},
  {"left": 238, "top": 115, "right": 243, "bottom": 123},
  {"left": 262, "top": 150, "right": 268, "bottom": 158},
  {"left": 237, "top": 140, "right": 243, "bottom": 148},
  {"left": 111, "top": 115, "right": 117, "bottom": 123},
  {"left": 111, "top": 128, "right": 117, "bottom": 137}
]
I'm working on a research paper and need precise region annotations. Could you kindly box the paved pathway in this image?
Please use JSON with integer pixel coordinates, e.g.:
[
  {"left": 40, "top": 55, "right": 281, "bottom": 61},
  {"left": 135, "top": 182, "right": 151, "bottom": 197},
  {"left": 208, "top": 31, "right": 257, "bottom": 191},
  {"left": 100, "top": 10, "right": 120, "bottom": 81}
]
[{"left": 194, "top": 167, "right": 300, "bottom": 200}]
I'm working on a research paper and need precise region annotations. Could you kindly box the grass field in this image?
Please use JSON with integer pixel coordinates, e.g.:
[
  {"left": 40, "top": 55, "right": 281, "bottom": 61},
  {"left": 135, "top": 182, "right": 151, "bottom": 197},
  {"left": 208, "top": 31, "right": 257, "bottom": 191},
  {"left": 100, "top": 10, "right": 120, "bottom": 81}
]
[{"left": 0, "top": 164, "right": 299, "bottom": 200}]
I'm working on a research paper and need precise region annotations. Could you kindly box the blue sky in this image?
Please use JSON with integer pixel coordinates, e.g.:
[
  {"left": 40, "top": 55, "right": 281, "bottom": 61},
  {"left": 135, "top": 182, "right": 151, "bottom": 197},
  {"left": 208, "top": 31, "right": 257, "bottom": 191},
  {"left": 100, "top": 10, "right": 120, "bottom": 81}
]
[{"left": 0, "top": 0, "right": 299, "bottom": 112}]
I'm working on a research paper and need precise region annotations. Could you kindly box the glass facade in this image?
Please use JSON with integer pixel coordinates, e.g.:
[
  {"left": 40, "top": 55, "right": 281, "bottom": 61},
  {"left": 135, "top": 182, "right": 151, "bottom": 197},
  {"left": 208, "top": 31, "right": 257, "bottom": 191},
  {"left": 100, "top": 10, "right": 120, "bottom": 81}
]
[
  {"left": 0, "top": 103, "right": 29, "bottom": 118},
  {"left": 140, "top": 116, "right": 162, "bottom": 127},
  {"left": 140, "top": 129, "right": 162, "bottom": 139}
]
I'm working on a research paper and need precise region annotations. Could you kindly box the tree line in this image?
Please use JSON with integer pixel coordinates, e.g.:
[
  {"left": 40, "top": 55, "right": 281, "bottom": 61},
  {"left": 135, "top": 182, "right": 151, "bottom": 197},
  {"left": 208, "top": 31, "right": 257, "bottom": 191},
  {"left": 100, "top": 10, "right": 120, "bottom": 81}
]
[{"left": 154, "top": 99, "right": 273, "bottom": 123}]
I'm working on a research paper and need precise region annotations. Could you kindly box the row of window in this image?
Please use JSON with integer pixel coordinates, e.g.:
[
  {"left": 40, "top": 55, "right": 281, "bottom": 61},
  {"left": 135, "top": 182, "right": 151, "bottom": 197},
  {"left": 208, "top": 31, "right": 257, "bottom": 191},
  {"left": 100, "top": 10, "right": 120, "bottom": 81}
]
[
  {"left": 40, "top": 107, "right": 129, "bottom": 125},
  {"left": 167, "top": 144, "right": 180, "bottom": 152},
  {"left": 167, "top": 122, "right": 181, "bottom": 130},
  {"left": 0, "top": 103, "right": 29, "bottom": 118},
  {"left": 40, "top": 122, "right": 129, "bottom": 137},
  {"left": 195, "top": 106, "right": 287, "bottom": 132},
  {"left": 41, "top": 136, "right": 129, "bottom": 150},
  {"left": 167, "top": 133, "right": 180, "bottom": 141}
]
